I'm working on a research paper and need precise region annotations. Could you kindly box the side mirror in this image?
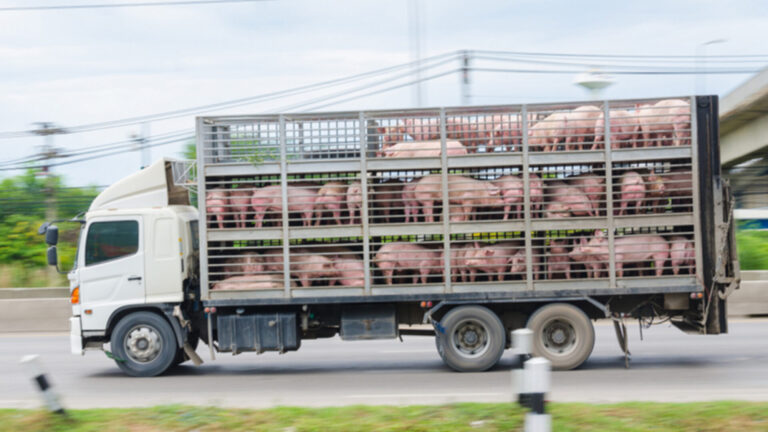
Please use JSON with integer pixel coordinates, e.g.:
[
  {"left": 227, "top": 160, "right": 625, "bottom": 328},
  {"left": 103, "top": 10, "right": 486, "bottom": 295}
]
[
  {"left": 38, "top": 222, "right": 50, "bottom": 235},
  {"left": 47, "top": 246, "right": 58, "bottom": 267},
  {"left": 45, "top": 225, "right": 59, "bottom": 246}
]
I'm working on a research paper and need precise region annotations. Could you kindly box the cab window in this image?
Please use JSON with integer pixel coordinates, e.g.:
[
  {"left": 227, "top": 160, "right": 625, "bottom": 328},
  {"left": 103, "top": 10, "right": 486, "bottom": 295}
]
[{"left": 85, "top": 221, "right": 139, "bottom": 266}]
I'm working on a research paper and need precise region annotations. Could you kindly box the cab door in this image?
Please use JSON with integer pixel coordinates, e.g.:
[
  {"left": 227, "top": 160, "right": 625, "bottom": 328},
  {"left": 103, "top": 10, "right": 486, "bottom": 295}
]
[{"left": 78, "top": 217, "right": 144, "bottom": 331}]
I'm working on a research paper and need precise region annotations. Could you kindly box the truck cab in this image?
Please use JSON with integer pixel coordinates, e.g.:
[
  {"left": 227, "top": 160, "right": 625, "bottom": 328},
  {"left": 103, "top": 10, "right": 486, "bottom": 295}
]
[{"left": 44, "top": 159, "right": 201, "bottom": 376}]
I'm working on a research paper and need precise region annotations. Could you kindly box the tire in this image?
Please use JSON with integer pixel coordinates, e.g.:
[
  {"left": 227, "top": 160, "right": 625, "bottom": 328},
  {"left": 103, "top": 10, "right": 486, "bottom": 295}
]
[
  {"left": 437, "top": 306, "right": 506, "bottom": 372},
  {"left": 110, "top": 311, "right": 178, "bottom": 377},
  {"left": 526, "top": 303, "right": 595, "bottom": 370},
  {"left": 172, "top": 330, "right": 199, "bottom": 366}
]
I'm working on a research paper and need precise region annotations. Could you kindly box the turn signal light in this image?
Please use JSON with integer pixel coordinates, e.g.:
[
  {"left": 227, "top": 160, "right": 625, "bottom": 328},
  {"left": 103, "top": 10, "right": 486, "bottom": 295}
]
[
  {"left": 690, "top": 292, "right": 704, "bottom": 299},
  {"left": 70, "top": 287, "right": 80, "bottom": 304}
]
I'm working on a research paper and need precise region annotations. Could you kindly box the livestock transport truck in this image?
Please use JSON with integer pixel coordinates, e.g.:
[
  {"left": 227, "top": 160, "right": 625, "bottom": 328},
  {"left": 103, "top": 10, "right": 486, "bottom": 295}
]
[{"left": 41, "top": 95, "right": 740, "bottom": 377}]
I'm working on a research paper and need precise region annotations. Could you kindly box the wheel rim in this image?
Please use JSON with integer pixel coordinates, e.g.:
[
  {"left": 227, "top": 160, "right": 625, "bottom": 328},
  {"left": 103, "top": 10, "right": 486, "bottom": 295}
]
[
  {"left": 451, "top": 319, "right": 490, "bottom": 358},
  {"left": 540, "top": 318, "right": 577, "bottom": 356},
  {"left": 124, "top": 324, "right": 163, "bottom": 364}
]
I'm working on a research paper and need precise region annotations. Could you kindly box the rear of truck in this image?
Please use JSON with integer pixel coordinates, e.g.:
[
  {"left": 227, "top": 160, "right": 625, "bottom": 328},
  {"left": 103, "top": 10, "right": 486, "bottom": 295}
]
[{"left": 195, "top": 96, "right": 738, "bottom": 371}]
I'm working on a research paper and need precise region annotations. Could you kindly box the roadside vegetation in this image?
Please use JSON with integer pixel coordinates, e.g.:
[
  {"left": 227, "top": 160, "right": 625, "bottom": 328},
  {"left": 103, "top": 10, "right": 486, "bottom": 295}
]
[{"left": 1, "top": 402, "right": 767, "bottom": 431}]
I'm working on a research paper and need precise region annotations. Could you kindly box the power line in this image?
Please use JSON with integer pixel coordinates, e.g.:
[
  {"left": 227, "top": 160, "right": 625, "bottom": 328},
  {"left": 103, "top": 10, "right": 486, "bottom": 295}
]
[
  {"left": 470, "top": 67, "right": 761, "bottom": 75},
  {"left": 0, "top": 0, "right": 270, "bottom": 12},
  {"left": 473, "top": 54, "right": 768, "bottom": 71},
  {"left": 474, "top": 49, "right": 768, "bottom": 60},
  {"left": 0, "top": 51, "right": 460, "bottom": 140}
]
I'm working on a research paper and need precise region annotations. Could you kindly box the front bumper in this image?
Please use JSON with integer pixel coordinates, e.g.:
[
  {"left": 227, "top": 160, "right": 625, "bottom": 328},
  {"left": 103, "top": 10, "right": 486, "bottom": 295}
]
[{"left": 70, "top": 316, "right": 83, "bottom": 355}]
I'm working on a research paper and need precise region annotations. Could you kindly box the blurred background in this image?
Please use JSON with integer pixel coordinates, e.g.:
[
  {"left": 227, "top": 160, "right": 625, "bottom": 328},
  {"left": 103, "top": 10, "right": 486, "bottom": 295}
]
[{"left": 0, "top": 0, "right": 766, "bottom": 287}]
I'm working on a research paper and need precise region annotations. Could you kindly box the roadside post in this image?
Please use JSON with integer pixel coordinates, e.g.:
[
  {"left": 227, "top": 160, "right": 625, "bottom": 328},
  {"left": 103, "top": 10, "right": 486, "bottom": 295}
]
[{"left": 20, "top": 354, "right": 66, "bottom": 415}]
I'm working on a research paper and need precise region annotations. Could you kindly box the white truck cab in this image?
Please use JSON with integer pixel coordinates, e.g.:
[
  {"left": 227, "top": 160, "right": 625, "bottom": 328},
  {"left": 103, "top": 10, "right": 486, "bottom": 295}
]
[{"left": 50, "top": 159, "right": 200, "bottom": 375}]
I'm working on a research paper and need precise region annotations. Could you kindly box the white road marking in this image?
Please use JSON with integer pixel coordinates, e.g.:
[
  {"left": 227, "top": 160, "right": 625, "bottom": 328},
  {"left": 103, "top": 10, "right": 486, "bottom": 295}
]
[{"left": 346, "top": 392, "right": 505, "bottom": 398}]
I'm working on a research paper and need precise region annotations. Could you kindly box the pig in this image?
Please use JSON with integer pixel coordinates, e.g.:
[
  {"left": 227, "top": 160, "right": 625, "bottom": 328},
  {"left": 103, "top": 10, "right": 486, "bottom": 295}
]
[
  {"left": 637, "top": 99, "right": 691, "bottom": 147},
  {"left": 493, "top": 175, "right": 524, "bottom": 220},
  {"left": 547, "top": 239, "right": 572, "bottom": 280},
  {"left": 374, "top": 242, "right": 443, "bottom": 285},
  {"left": 528, "top": 112, "right": 568, "bottom": 152},
  {"left": 645, "top": 169, "right": 666, "bottom": 213},
  {"left": 669, "top": 236, "right": 695, "bottom": 276},
  {"left": 618, "top": 171, "right": 646, "bottom": 216},
  {"left": 402, "top": 181, "right": 421, "bottom": 223},
  {"left": 376, "top": 125, "right": 406, "bottom": 157},
  {"left": 568, "top": 236, "right": 606, "bottom": 279},
  {"left": 592, "top": 109, "right": 641, "bottom": 150},
  {"left": 332, "top": 256, "right": 366, "bottom": 287},
  {"left": 346, "top": 181, "right": 365, "bottom": 225},
  {"left": 382, "top": 140, "right": 468, "bottom": 158},
  {"left": 508, "top": 249, "right": 542, "bottom": 280},
  {"left": 443, "top": 243, "right": 471, "bottom": 283},
  {"left": 372, "top": 180, "right": 403, "bottom": 223},
  {"left": 446, "top": 117, "right": 484, "bottom": 152},
  {"left": 413, "top": 174, "right": 503, "bottom": 223},
  {"left": 229, "top": 185, "right": 253, "bottom": 229},
  {"left": 315, "top": 181, "right": 348, "bottom": 226},
  {"left": 206, "top": 189, "right": 229, "bottom": 229},
  {"left": 564, "top": 105, "right": 601, "bottom": 151},
  {"left": 568, "top": 173, "right": 606, "bottom": 213},
  {"left": 223, "top": 252, "right": 264, "bottom": 277},
  {"left": 262, "top": 248, "right": 285, "bottom": 273},
  {"left": 403, "top": 117, "right": 441, "bottom": 141},
  {"left": 487, "top": 114, "right": 522, "bottom": 152},
  {"left": 573, "top": 230, "right": 670, "bottom": 278},
  {"left": 212, "top": 274, "right": 294, "bottom": 291},
  {"left": 545, "top": 181, "right": 595, "bottom": 217},
  {"left": 250, "top": 185, "right": 318, "bottom": 228},
  {"left": 290, "top": 253, "right": 337, "bottom": 288},
  {"left": 464, "top": 241, "right": 521, "bottom": 282}
]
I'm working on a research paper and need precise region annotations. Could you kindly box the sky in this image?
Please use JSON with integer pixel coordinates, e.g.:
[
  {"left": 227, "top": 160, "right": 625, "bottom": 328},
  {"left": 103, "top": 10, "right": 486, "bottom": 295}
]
[{"left": 0, "top": 0, "right": 766, "bottom": 187}]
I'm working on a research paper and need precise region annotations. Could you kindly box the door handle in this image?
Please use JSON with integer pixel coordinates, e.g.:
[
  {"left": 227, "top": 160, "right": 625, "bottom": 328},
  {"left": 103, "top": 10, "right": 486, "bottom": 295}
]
[{"left": 127, "top": 276, "right": 142, "bottom": 281}]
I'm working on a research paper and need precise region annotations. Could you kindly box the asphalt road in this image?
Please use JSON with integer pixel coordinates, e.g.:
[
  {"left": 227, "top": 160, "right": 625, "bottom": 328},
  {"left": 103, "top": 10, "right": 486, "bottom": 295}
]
[{"left": 2, "top": 319, "right": 767, "bottom": 409}]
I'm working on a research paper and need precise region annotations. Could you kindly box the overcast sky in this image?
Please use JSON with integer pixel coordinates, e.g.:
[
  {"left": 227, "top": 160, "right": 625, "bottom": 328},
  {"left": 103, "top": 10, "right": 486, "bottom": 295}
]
[{"left": 0, "top": 0, "right": 766, "bottom": 187}]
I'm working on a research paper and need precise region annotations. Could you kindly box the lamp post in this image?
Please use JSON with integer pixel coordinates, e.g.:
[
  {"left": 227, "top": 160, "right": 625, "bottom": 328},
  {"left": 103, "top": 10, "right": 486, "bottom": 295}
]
[{"left": 696, "top": 39, "right": 726, "bottom": 95}]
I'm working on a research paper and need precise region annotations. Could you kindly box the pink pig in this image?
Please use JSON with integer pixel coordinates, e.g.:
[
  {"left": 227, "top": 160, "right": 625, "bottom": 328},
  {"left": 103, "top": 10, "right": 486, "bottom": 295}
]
[{"left": 206, "top": 189, "right": 229, "bottom": 229}]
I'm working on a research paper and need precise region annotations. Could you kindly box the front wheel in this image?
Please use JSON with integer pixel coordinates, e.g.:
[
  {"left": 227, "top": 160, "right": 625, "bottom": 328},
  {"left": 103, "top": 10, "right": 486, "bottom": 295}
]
[
  {"left": 437, "top": 306, "right": 506, "bottom": 372},
  {"left": 527, "top": 303, "right": 595, "bottom": 370},
  {"left": 110, "top": 311, "right": 178, "bottom": 377}
]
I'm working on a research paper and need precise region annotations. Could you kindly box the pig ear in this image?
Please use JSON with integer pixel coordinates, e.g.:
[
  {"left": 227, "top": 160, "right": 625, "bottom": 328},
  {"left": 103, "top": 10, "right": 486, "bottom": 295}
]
[
  {"left": 484, "top": 249, "right": 494, "bottom": 256},
  {"left": 594, "top": 230, "right": 604, "bottom": 238}
]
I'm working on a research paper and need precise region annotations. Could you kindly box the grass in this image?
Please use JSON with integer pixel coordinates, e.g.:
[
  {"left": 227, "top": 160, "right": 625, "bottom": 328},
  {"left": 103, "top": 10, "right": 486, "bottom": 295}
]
[{"left": 1, "top": 402, "right": 767, "bottom": 432}]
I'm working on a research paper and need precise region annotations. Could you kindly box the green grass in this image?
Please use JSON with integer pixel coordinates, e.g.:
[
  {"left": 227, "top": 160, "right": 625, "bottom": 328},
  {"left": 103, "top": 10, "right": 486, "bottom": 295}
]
[{"left": 1, "top": 402, "right": 767, "bottom": 432}]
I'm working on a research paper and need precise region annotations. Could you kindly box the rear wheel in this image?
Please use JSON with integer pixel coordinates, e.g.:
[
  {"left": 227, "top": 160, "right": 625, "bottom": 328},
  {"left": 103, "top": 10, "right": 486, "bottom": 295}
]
[
  {"left": 526, "top": 303, "right": 594, "bottom": 370},
  {"left": 437, "top": 306, "right": 506, "bottom": 372},
  {"left": 110, "top": 311, "right": 178, "bottom": 377}
]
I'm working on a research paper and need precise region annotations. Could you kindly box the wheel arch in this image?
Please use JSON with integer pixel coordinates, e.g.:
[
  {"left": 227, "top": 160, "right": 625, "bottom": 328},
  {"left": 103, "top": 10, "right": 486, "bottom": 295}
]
[{"left": 106, "top": 304, "right": 184, "bottom": 349}]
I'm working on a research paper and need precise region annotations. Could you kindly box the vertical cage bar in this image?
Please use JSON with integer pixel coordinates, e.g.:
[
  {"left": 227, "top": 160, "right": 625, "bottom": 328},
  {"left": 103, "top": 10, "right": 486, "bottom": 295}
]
[
  {"left": 689, "top": 96, "right": 703, "bottom": 287},
  {"left": 603, "top": 102, "right": 617, "bottom": 288},
  {"left": 279, "top": 115, "right": 291, "bottom": 297},
  {"left": 521, "top": 105, "right": 534, "bottom": 290},
  {"left": 359, "top": 112, "right": 372, "bottom": 294},
  {"left": 440, "top": 108, "right": 452, "bottom": 293},
  {"left": 196, "top": 117, "right": 211, "bottom": 300}
]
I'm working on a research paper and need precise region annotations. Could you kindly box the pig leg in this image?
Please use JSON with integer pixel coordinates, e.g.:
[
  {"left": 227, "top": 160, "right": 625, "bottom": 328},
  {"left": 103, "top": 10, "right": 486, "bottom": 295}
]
[
  {"left": 616, "top": 262, "right": 624, "bottom": 278},
  {"left": 565, "top": 264, "right": 571, "bottom": 280},
  {"left": 381, "top": 268, "right": 394, "bottom": 285},
  {"left": 333, "top": 210, "right": 342, "bottom": 225},
  {"left": 300, "top": 275, "right": 311, "bottom": 288},
  {"left": 503, "top": 204, "right": 510, "bottom": 220},
  {"left": 422, "top": 200, "right": 435, "bottom": 223},
  {"left": 253, "top": 207, "right": 266, "bottom": 228},
  {"left": 420, "top": 268, "right": 431, "bottom": 284},
  {"left": 654, "top": 254, "right": 668, "bottom": 276}
]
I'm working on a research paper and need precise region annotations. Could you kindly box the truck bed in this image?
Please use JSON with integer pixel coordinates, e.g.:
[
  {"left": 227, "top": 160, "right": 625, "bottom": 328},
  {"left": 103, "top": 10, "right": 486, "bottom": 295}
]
[{"left": 194, "top": 96, "right": 721, "bottom": 306}]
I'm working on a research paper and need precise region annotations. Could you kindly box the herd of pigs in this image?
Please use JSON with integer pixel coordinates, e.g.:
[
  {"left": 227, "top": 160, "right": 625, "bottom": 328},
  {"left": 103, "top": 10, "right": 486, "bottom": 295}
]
[
  {"left": 376, "top": 98, "right": 691, "bottom": 156},
  {"left": 206, "top": 167, "right": 692, "bottom": 229},
  {"left": 211, "top": 231, "right": 695, "bottom": 291}
]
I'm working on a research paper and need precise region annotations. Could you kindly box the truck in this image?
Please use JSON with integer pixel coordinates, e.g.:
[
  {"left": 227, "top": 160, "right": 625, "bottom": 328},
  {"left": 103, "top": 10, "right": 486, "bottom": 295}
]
[{"left": 41, "top": 95, "right": 740, "bottom": 377}]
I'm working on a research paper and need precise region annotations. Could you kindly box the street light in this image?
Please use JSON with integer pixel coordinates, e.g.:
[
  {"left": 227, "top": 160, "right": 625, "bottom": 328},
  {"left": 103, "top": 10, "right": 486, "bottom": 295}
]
[
  {"left": 574, "top": 68, "right": 614, "bottom": 100},
  {"left": 696, "top": 39, "right": 726, "bottom": 95}
]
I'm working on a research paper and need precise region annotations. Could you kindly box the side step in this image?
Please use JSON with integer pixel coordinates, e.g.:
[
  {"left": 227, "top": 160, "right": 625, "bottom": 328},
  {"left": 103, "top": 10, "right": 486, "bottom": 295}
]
[{"left": 671, "top": 319, "right": 705, "bottom": 335}]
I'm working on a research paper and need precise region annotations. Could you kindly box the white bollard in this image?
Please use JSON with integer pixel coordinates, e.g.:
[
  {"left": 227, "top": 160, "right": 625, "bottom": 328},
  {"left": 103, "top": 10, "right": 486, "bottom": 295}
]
[
  {"left": 522, "top": 357, "right": 551, "bottom": 432},
  {"left": 20, "top": 355, "right": 65, "bottom": 415},
  {"left": 512, "top": 328, "right": 533, "bottom": 365}
]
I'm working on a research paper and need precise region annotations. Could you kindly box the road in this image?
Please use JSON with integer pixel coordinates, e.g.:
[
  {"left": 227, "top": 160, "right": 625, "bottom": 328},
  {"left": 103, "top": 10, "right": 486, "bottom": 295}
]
[{"left": 2, "top": 320, "right": 767, "bottom": 409}]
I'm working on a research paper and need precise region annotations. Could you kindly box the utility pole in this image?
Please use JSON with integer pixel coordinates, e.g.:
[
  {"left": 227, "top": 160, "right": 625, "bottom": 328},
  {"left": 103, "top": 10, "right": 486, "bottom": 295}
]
[
  {"left": 131, "top": 122, "right": 151, "bottom": 169},
  {"left": 460, "top": 50, "right": 471, "bottom": 106},
  {"left": 32, "top": 122, "right": 66, "bottom": 284}
]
